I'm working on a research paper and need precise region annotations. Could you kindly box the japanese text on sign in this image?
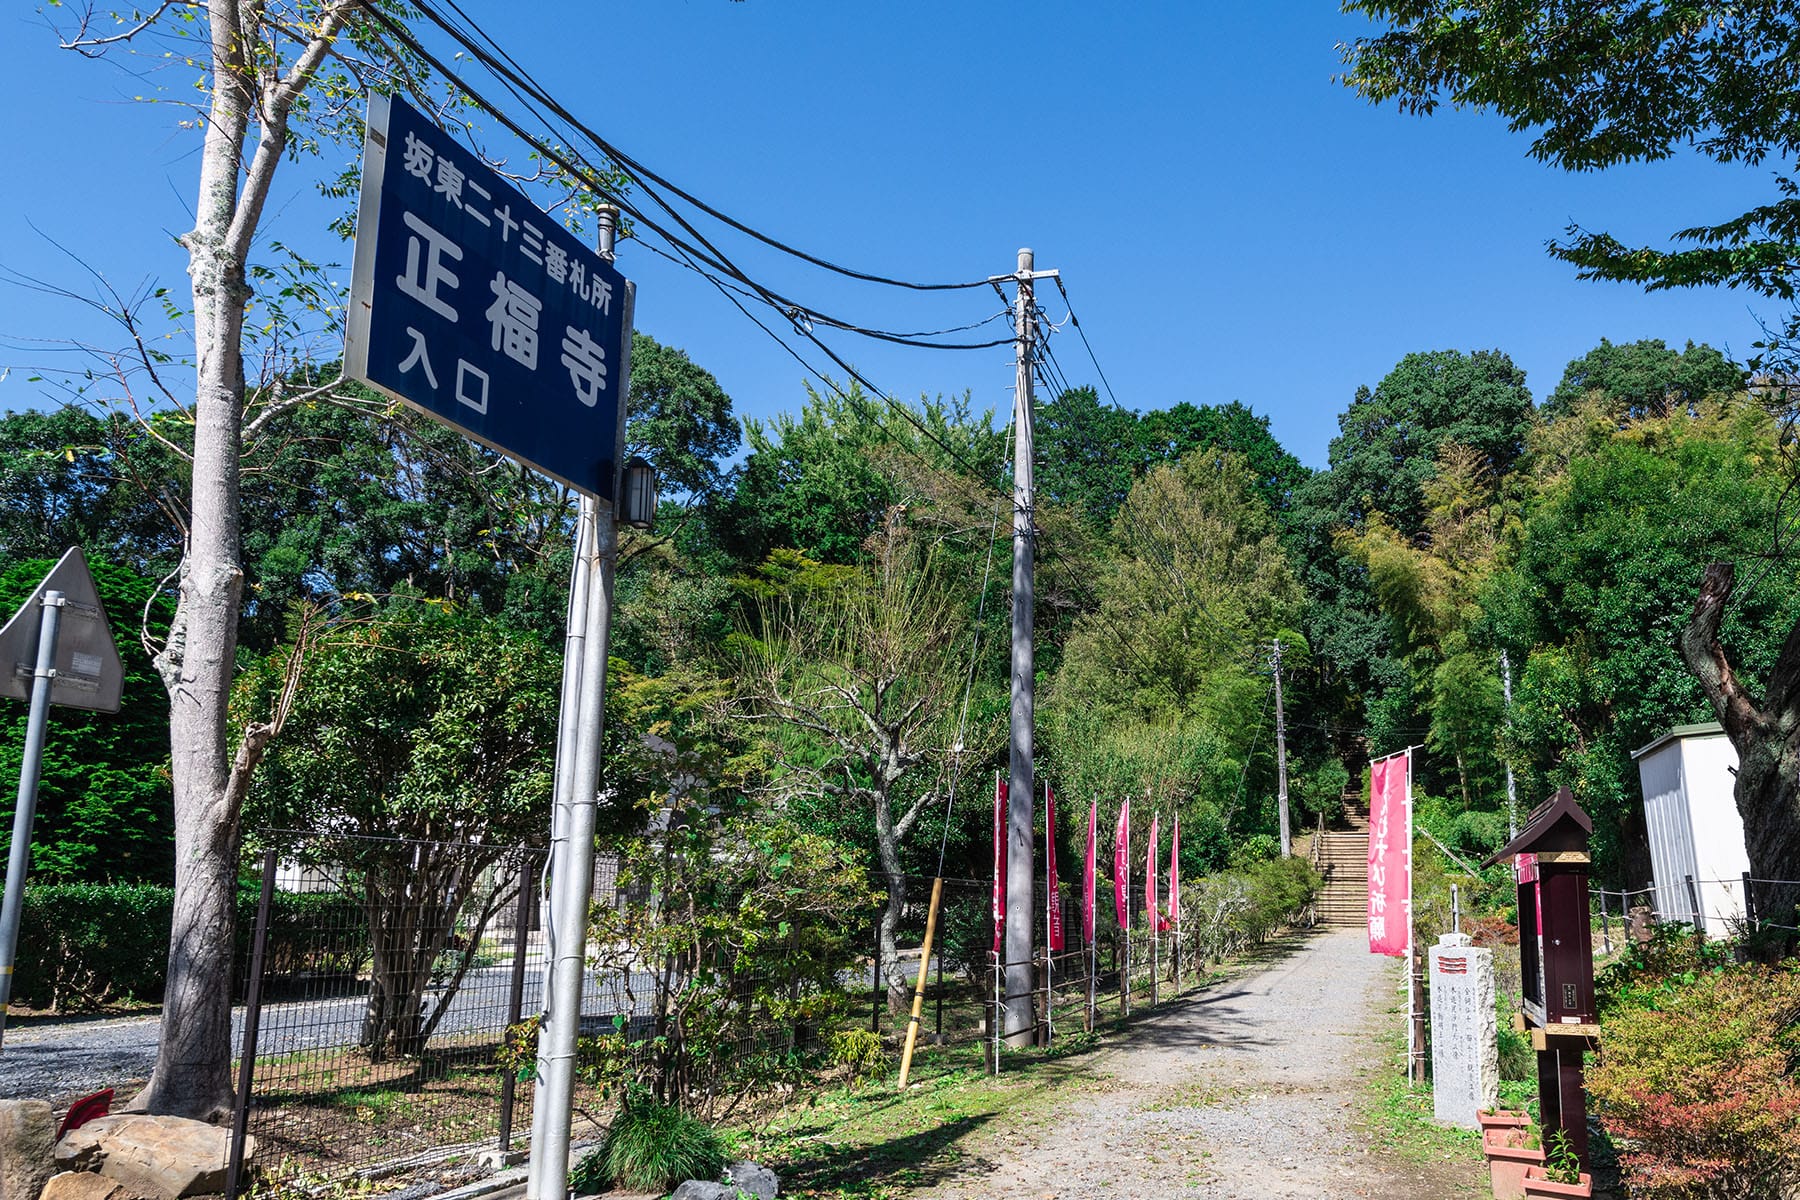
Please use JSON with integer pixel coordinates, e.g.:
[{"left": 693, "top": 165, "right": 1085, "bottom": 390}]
[{"left": 346, "top": 94, "right": 629, "bottom": 499}]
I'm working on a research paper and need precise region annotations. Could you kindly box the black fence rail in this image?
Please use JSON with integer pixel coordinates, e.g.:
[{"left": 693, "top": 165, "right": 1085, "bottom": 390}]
[
  {"left": 225, "top": 852, "right": 1319, "bottom": 1196},
  {"left": 230, "top": 834, "right": 554, "bottom": 1195},
  {"left": 1591, "top": 874, "right": 1800, "bottom": 956}
]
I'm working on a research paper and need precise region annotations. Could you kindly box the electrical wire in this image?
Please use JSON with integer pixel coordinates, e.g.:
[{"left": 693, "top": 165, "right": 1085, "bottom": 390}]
[{"left": 421, "top": 0, "right": 995, "bottom": 291}]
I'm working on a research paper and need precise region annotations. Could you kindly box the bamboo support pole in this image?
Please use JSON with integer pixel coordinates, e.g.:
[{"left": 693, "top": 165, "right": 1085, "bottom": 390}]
[{"left": 897, "top": 876, "right": 945, "bottom": 1088}]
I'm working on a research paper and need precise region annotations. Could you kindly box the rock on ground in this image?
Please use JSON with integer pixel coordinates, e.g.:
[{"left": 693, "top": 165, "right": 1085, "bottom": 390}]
[
  {"left": 54, "top": 1116, "right": 244, "bottom": 1200},
  {"left": 37, "top": 1174, "right": 146, "bottom": 1200},
  {"left": 0, "top": 1099, "right": 56, "bottom": 1200},
  {"left": 669, "top": 1183, "right": 737, "bottom": 1200},
  {"left": 724, "top": 1161, "right": 778, "bottom": 1198}
]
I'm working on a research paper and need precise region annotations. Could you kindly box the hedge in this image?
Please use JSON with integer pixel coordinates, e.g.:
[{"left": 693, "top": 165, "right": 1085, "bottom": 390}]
[{"left": 10, "top": 883, "right": 367, "bottom": 1012}]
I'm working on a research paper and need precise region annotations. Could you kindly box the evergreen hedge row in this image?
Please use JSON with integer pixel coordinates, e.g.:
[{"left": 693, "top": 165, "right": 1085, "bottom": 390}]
[{"left": 11, "top": 882, "right": 366, "bottom": 1012}]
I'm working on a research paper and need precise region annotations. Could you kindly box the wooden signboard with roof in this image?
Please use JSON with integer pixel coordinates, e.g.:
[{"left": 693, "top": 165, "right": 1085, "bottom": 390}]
[{"left": 1484, "top": 785, "right": 1598, "bottom": 1166}]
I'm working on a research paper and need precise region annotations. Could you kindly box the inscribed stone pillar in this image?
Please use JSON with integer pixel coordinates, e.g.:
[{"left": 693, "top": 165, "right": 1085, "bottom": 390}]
[{"left": 1428, "top": 931, "right": 1497, "bottom": 1128}]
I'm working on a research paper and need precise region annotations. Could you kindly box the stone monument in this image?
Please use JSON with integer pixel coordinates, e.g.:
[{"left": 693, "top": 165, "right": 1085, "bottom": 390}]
[{"left": 1428, "top": 930, "right": 1497, "bottom": 1127}]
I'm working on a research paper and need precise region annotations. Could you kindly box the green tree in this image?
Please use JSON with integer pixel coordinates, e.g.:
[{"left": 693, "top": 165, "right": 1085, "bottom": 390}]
[
  {"left": 625, "top": 332, "right": 742, "bottom": 500},
  {"left": 242, "top": 599, "right": 560, "bottom": 1058},
  {"left": 1490, "top": 401, "right": 1799, "bottom": 882},
  {"left": 1341, "top": 3, "right": 1800, "bottom": 301},
  {"left": 736, "top": 527, "right": 989, "bottom": 1013},
  {"left": 1545, "top": 338, "right": 1745, "bottom": 420},
  {"left": 0, "top": 557, "right": 174, "bottom": 881}
]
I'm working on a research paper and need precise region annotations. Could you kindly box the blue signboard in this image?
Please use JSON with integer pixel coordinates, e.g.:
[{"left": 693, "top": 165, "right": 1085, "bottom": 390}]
[{"left": 345, "top": 94, "right": 630, "bottom": 500}]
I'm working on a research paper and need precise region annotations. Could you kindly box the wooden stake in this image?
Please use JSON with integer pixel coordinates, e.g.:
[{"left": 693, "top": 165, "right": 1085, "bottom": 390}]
[{"left": 897, "top": 876, "right": 945, "bottom": 1088}]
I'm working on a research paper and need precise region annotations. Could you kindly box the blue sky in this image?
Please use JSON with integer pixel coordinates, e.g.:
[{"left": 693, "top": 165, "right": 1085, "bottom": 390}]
[{"left": 0, "top": 3, "right": 1777, "bottom": 470}]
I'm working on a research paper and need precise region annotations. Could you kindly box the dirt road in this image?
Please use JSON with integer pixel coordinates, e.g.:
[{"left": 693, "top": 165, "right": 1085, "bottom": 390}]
[{"left": 914, "top": 928, "right": 1483, "bottom": 1199}]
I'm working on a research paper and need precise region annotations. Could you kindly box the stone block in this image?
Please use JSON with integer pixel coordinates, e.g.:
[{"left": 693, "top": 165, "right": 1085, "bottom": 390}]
[
  {"left": 0, "top": 1100, "right": 56, "bottom": 1200},
  {"left": 53, "top": 1116, "right": 245, "bottom": 1200},
  {"left": 1429, "top": 931, "right": 1498, "bottom": 1129}
]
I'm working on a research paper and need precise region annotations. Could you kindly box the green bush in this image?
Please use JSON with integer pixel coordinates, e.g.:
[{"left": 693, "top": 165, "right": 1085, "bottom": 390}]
[
  {"left": 1181, "top": 855, "right": 1320, "bottom": 964},
  {"left": 11, "top": 883, "right": 172, "bottom": 1010},
  {"left": 13, "top": 881, "right": 370, "bottom": 1011},
  {"left": 584, "top": 1092, "right": 728, "bottom": 1193},
  {"left": 829, "top": 1028, "right": 889, "bottom": 1084}
]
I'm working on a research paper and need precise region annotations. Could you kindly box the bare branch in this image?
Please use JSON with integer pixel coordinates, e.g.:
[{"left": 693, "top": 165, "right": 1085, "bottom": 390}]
[{"left": 59, "top": 1, "right": 189, "bottom": 55}]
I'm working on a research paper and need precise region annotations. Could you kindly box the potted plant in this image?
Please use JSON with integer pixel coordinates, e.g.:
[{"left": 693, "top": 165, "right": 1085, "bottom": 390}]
[
  {"left": 1477, "top": 1105, "right": 1531, "bottom": 1136},
  {"left": 1523, "top": 1130, "right": 1592, "bottom": 1198},
  {"left": 1483, "top": 1124, "right": 1544, "bottom": 1200}
]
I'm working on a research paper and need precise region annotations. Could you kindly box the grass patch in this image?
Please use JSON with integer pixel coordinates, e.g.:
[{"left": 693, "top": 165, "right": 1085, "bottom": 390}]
[
  {"left": 1357, "top": 1024, "right": 1483, "bottom": 1167},
  {"left": 735, "top": 1035, "right": 1100, "bottom": 1198}
]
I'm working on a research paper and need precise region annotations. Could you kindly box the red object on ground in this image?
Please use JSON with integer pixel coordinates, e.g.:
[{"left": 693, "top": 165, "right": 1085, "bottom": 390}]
[{"left": 55, "top": 1089, "right": 113, "bottom": 1140}]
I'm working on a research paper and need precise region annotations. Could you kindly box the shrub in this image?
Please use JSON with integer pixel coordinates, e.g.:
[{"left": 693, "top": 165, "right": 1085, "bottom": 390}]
[
  {"left": 11, "top": 883, "right": 172, "bottom": 1010},
  {"left": 829, "top": 1028, "right": 888, "bottom": 1084},
  {"left": 13, "top": 882, "right": 370, "bottom": 1011},
  {"left": 1586, "top": 962, "right": 1800, "bottom": 1199},
  {"left": 588, "top": 1092, "right": 728, "bottom": 1193}
]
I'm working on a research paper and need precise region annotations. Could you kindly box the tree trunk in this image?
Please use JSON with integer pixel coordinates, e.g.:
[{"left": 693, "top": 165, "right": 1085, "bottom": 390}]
[
  {"left": 127, "top": 1, "right": 352, "bottom": 1117},
  {"left": 135, "top": 8, "right": 254, "bottom": 1117},
  {"left": 1678, "top": 562, "right": 1800, "bottom": 926},
  {"left": 872, "top": 786, "right": 909, "bottom": 1015}
]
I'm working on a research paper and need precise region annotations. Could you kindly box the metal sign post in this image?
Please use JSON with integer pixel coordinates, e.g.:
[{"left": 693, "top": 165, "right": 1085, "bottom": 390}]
[
  {"left": 344, "top": 94, "right": 635, "bottom": 1200},
  {"left": 0, "top": 547, "right": 124, "bottom": 1048}
]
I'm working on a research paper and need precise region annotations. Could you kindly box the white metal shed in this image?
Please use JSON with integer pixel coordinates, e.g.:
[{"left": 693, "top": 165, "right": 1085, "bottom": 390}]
[{"left": 1631, "top": 722, "right": 1750, "bottom": 936}]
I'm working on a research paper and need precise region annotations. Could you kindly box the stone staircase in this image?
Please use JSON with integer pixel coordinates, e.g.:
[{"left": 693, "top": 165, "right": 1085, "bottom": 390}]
[{"left": 1310, "top": 792, "right": 1370, "bottom": 929}]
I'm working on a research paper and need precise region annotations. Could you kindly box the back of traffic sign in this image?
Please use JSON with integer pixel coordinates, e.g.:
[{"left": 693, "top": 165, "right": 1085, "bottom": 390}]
[{"left": 0, "top": 547, "right": 123, "bottom": 713}]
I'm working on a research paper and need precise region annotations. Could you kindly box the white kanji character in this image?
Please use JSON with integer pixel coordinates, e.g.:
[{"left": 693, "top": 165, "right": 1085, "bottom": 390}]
[
  {"left": 402, "top": 131, "right": 433, "bottom": 181},
  {"left": 397, "top": 326, "right": 439, "bottom": 389},
  {"left": 485, "top": 271, "right": 541, "bottom": 369},
  {"left": 396, "top": 211, "right": 462, "bottom": 322},
  {"left": 455, "top": 360, "right": 489, "bottom": 414},
  {"left": 1370, "top": 915, "right": 1386, "bottom": 942},
  {"left": 591, "top": 276, "right": 613, "bottom": 316},
  {"left": 464, "top": 178, "right": 491, "bottom": 226},
  {"left": 544, "top": 242, "right": 568, "bottom": 285},
  {"left": 567, "top": 259, "right": 586, "bottom": 299},
  {"left": 493, "top": 202, "right": 518, "bottom": 243},
  {"left": 434, "top": 157, "right": 466, "bottom": 209},
  {"left": 559, "top": 324, "right": 608, "bottom": 407},
  {"left": 520, "top": 220, "right": 543, "bottom": 266}
]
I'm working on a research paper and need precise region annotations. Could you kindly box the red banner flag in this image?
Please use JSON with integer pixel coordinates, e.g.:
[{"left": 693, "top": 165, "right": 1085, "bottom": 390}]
[
  {"left": 1113, "top": 797, "right": 1130, "bottom": 930},
  {"left": 1169, "top": 815, "right": 1180, "bottom": 932},
  {"left": 993, "top": 772, "right": 1006, "bottom": 955},
  {"left": 1046, "top": 784, "right": 1065, "bottom": 952},
  {"left": 1083, "top": 798, "right": 1097, "bottom": 942},
  {"left": 1146, "top": 812, "right": 1161, "bottom": 932},
  {"left": 1368, "top": 753, "right": 1411, "bottom": 957}
]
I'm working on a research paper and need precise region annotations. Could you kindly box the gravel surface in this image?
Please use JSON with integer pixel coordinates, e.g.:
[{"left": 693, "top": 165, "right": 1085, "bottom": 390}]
[{"left": 913, "top": 928, "right": 1484, "bottom": 1200}]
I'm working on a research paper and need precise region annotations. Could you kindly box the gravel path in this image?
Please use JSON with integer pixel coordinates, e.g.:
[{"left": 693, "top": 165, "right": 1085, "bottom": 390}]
[{"left": 913, "top": 928, "right": 1484, "bottom": 1200}]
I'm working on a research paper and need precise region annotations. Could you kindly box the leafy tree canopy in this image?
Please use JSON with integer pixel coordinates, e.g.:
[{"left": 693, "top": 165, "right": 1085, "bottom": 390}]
[
  {"left": 1545, "top": 338, "right": 1745, "bottom": 419},
  {"left": 1341, "top": 2, "right": 1800, "bottom": 299}
]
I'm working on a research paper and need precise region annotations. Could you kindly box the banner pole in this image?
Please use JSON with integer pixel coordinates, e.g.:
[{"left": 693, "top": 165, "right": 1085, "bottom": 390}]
[{"left": 1396, "top": 744, "right": 1411, "bottom": 1086}]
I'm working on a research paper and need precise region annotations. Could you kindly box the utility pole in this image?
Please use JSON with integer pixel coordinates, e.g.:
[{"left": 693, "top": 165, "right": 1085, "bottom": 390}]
[
  {"left": 996, "top": 247, "right": 1057, "bottom": 1047},
  {"left": 1501, "top": 650, "right": 1519, "bottom": 840},
  {"left": 1272, "top": 639, "right": 1291, "bottom": 857}
]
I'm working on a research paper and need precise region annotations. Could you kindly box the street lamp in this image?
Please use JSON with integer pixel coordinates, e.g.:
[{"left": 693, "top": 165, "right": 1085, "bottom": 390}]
[{"left": 620, "top": 457, "right": 657, "bottom": 530}]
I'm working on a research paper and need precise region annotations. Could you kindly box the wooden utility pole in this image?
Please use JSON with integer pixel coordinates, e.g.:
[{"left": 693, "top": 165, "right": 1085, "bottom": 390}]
[
  {"left": 998, "top": 247, "right": 1057, "bottom": 1046},
  {"left": 1273, "top": 640, "right": 1291, "bottom": 857}
]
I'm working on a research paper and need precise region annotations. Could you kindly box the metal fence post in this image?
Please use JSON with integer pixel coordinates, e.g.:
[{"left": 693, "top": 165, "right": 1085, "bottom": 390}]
[
  {"left": 1743, "top": 871, "right": 1758, "bottom": 932},
  {"left": 497, "top": 854, "right": 537, "bottom": 1157},
  {"left": 933, "top": 937, "right": 943, "bottom": 1043},
  {"left": 1598, "top": 890, "right": 1612, "bottom": 956},
  {"left": 1686, "top": 873, "right": 1704, "bottom": 938},
  {"left": 226, "top": 848, "right": 278, "bottom": 1200}
]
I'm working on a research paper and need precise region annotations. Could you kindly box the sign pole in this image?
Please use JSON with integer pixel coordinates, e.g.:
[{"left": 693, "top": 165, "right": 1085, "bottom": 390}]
[
  {"left": 527, "top": 214, "right": 633, "bottom": 1200},
  {"left": 1405, "top": 747, "right": 1417, "bottom": 1084},
  {"left": 0, "top": 590, "right": 64, "bottom": 1046}
]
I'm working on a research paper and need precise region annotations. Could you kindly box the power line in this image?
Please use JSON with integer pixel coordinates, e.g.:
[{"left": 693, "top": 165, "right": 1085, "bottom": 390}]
[{"left": 421, "top": 0, "right": 996, "bottom": 292}]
